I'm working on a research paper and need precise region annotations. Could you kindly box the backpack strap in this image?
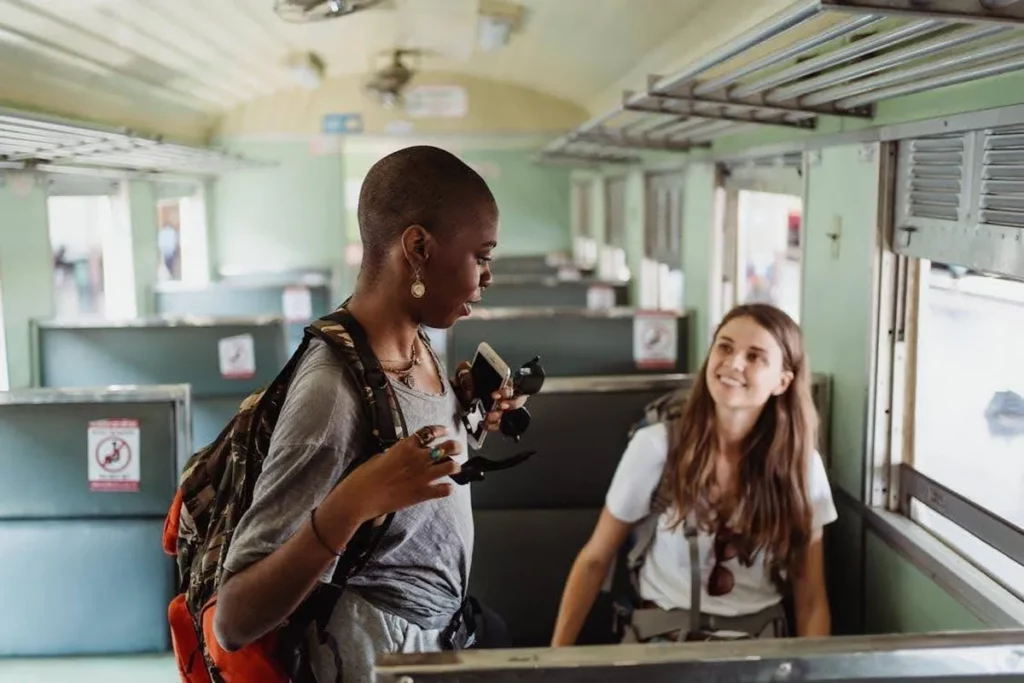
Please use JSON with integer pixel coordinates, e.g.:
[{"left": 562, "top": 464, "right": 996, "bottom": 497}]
[
  {"left": 684, "top": 511, "right": 701, "bottom": 636},
  {"left": 276, "top": 306, "right": 411, "bottom": 683}
]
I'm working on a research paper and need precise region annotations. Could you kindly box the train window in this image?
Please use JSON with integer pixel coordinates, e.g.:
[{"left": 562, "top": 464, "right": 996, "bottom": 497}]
[
  {"left": 157, "top": 184, "right": 210, "bottom": 286},
  {"left": 642, "top": 171, "right": 685, "bottom": 311},
  {"left": 736, "top": 190, "right": 803, "bottom": 322},
  {"left": 573, "top": 180, "right": 592, "bottom": 239},
  {"left": 157, "top": 200, "right": 183, "bottom": 282},
  {"left": 604, "top": 176, "right": 627, "bottom": 249},
  {"left": 908, "top": 263, "right": 1024, "bottom": 597},
  {"left": 48, "top": 195, "right": 112, "bottom": 318}
]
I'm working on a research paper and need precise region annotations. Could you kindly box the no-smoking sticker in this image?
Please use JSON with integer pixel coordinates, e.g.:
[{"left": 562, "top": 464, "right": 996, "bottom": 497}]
[
  {"left": 88, "top": 419, "right": 141, "bottom": 492},
  {"left": 218, "top": 333, "right": 256, "bottom": 380},
  {"left": 633, "top": 312, "right": 678, "bottom": 370}
]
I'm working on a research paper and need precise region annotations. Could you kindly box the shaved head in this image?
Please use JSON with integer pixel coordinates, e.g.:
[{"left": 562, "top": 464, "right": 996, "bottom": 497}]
[{"left": 357, "top": 145, "right": 497, "bottom": 273}]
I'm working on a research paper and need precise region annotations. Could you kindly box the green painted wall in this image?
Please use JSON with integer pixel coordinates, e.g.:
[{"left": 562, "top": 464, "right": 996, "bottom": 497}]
[
  {"left": 127, "top": 181, "right": 159, "bottom": 316},
  {"left": 212, "top": 139, "right": 572, "bottom": 295},
  {"left": 681, "top": 163, "right": 717, "bottom": 369},
  {"left": 0, "top": 172, "right": 53, "bottom": 389},
  {"left": 212, "top": 139, "right": 347, "bottom": 277},
  {"left": 802, "top": 143, "right": 880, "bottom": 499},
  {"left": 342, "top": 148, "right": 572, "bottom": 253},
  {"left": 865, "top": 532, "right": 987, "bottom": 634}
]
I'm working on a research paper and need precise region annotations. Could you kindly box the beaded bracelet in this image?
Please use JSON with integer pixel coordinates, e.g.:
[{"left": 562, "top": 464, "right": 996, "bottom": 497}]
[{"left": 310, "top": 507, "right": 342, "bottom": 557}]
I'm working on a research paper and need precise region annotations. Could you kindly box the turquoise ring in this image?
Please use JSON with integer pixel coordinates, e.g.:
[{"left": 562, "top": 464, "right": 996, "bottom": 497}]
[{"left": 429, "top": 446, "right": 444, "bottom": 462}]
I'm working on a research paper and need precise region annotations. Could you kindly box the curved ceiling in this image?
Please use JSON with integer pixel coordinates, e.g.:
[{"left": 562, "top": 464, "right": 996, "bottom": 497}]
[{"left": 0, "top": 0, "right": 711, "bottom": 140}]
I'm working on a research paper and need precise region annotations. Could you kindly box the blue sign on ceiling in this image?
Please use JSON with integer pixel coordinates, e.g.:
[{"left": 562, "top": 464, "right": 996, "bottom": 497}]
[{"left": 322, "top": 113, "right": 364, "bottom": 135}]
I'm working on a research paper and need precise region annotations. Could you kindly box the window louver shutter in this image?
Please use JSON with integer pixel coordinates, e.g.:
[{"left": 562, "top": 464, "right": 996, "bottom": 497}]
[
  {"left": 979, "top": 126, "right": 1024, "bottom": 230},
  {"left": 903, "top": 133, "right": 966, "bottom": 223},
  {"left": 894, "top": 125, "right": 1023, "bottom": 280}
]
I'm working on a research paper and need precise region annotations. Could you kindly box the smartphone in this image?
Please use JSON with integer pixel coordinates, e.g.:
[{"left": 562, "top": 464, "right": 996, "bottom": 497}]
[{"left": 464, "top": 342, "right": 511, "bottom": 449}]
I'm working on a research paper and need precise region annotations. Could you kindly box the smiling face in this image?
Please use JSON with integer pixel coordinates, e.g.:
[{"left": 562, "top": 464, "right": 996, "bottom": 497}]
[
  {"left": 412, "top": 200, "right": 499, "bottom": 329},
  {"left": 705, "top": 315, "right": 794, "bottom": 413}
]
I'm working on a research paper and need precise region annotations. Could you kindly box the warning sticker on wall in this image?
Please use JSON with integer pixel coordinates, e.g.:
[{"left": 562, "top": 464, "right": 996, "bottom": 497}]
[
  {"left": 218, "top": 334, "right": 256, "bottom": 380},
  {"left": 88, "top": 419, "right": 141, "bottom": 492},
  {"left": 282, "top": 286, "right": 313, "bottom": 323},
  {"left": 633, "top": 312, "right": 678, "bottom": 370}
]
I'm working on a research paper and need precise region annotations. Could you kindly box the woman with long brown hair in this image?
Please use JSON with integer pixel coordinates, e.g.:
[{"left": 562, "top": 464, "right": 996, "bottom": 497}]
[{"left": 551, "top": 303, "right": 836, "bottom": 644}]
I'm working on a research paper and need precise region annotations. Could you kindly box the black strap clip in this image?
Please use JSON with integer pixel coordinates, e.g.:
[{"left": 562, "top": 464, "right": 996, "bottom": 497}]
[{"left": 450, "top": 450, "right": 536, "bottom": 486}]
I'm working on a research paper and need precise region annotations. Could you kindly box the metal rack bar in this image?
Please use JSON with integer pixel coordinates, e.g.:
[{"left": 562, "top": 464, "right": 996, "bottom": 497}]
[
  {"left": 839, "top": 51, "right": 1024, "bottom": 107},
  {"left": 648, "top": 1, "right": 822, "bottom": 97},
  {"left": 540, "top": 0, "right": 1024, "bottom": 162},
  {"left": 692, "top": 14, "right": 885, "bottom": 96},
  {"left": 729, "top": 19, "right": 945, "bottom": 99},
  {"left": 571, "top": 130, "right": 707, "bottom": 152},
  {"left": 767, "top": 24, "right": 1010, "bottom": 104},
  {"left": 0, "top": 108, "right": 265, "bottom": 176},
  {"left": 821, "top": 0, "right": 1024, "bottom": 26},
  {"left": 540, "top": 1, "right": 821, "bottom": 154},
  {"left": 626, "top": 92, "right": 835, "bottom": 127},
  {"left": 801, "top": 35, "right": 1024, "bottom": 107},
  {"left": 539, "top": 149, "right": 640, "bottom": 165}
]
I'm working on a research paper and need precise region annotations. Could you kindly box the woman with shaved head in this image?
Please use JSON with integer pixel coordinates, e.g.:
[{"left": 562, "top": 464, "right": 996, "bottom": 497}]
[{"left": 212, "top": 146, "right": 523, "bottom": 683}]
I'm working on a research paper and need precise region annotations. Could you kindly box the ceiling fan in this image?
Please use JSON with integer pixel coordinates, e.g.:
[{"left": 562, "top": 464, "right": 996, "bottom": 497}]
[
  {"left": 364, "top": 49, "right": 421, "bottom": 108},
  {"left": 273, "top": 0, "right": 387, "bottom": 23}
]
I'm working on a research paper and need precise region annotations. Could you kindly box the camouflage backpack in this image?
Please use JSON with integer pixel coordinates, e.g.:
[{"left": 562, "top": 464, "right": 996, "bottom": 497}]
[{"left": 162, "top": 307, "right": 415, "bottom": 683}]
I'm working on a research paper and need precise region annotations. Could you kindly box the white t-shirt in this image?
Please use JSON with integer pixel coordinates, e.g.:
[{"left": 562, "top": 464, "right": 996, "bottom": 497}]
[{"left": 606, "top": 422, "right": 838, "bottom": 617}]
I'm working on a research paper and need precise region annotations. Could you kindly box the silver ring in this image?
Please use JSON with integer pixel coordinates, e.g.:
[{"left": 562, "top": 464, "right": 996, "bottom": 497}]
[
  {"left": 429, "top": 446, "right": 444, "bottom": 462},
  {"left": 415, "top": 427, "right": 434, "bottom": 448}
]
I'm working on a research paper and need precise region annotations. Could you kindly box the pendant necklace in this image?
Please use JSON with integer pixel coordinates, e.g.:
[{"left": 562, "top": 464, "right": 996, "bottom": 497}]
[{"left": 379, "top": 339, "right": 420, "bottom": 389}]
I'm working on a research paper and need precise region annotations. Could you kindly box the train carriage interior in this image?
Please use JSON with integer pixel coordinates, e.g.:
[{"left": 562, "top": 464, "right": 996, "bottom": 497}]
[{"left": 1, "top": 0, "right": 1024, "bottom": 681}]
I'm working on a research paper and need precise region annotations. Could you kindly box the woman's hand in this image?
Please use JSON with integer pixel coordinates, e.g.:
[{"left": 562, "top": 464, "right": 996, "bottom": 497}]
[
  {"left": 453, "top": 361, "right": 529, "bottom": 433},
  {"left": 319, "top": 425, "right": 462, "bottom": 546}
]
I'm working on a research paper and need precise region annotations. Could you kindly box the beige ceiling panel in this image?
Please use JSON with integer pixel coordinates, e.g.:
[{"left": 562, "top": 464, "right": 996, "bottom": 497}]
[
  {"left": 20, "top": 0, "right": 263, "bottom": 103},
  {"left": 183, "top": 0, "right": 295, "bottom": 79},
  {"left": 0, "top": 0, "right": 134, "bottom": 66},
  {"left": 109, "top": 0, "right": 287, "bottom": 94},
  {"left": 216, "top": 72, "right": 585, "bottom": 138},
  {"left": 0, "top": 60, "right": 212, "bottom": 143},
  {"left": 394, "top": 0, "right": 478, "bottom": 61}
]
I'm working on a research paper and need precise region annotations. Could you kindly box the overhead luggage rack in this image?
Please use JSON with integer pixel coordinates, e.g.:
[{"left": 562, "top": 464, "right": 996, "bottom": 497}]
[
  {"left": 0, "top": 108, "right": 267, "bottom": 178},
  {"left": 540, "top": 0, "right": 1024, "bottom": 165}
]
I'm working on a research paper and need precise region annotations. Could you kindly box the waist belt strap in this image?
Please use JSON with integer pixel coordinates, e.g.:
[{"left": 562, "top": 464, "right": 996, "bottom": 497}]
[{"left": 630, "top": 602, "right": 786, "bottom": 641}]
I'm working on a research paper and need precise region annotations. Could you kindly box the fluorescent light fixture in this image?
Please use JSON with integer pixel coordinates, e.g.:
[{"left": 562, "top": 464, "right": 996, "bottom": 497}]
[{"left": 477, "top": 14, "right": 512, "bottom": 52}]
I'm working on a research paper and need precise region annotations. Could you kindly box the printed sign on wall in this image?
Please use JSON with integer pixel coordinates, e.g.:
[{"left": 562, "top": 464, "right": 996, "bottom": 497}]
[
  {"left": 586, "top": 285, "right": 616, "bottom": 310},
  {"left": 88, "top": 419, "right": 141, "bottom": 492},
  {"left": 404, "top": 85, "right": 468, "bottom": 119},
  {"left": 633, "top": 312, "right": 678, "bottom": 370},
  {"left": 218, "top": 334, "right": 256, "bottom": 380},
  {"left": 282, "top": 286, "right": 314, "bottom": 323}
]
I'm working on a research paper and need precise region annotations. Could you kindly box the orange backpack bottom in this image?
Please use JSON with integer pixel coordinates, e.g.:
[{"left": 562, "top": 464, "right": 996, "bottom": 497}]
[{"left": 169, "top": 594, "right": 289, "bottom": 683}]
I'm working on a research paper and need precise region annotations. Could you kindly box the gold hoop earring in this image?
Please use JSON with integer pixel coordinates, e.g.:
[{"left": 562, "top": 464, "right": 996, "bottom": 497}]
[{"left": 411, "top": 270, "right": 426, "bottom": 299}]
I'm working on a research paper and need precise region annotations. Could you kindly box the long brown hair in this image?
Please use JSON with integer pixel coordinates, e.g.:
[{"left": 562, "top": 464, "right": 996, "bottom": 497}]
[{"left": 664, "top": 303, "right": 817, "bottom": 579}]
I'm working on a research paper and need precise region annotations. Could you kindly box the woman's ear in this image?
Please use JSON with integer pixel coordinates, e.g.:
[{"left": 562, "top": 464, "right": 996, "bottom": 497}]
[
  {"left": 773, "top": 370, "right": 795, "bottom": 396},
  {"left": 401, "top": 225, "right": 431, "bottom": 268}
]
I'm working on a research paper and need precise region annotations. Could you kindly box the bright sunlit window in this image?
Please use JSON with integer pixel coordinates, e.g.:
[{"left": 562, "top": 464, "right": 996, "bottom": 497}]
[
  {"left": 736, "top": 190, "right": 803, "bottom": 323},
  {"left": 48, "top": 195, "right": 111, "bottom": 318},
  {"left": 911, "top": 263, "right": 1024, "bottom": 598}
]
